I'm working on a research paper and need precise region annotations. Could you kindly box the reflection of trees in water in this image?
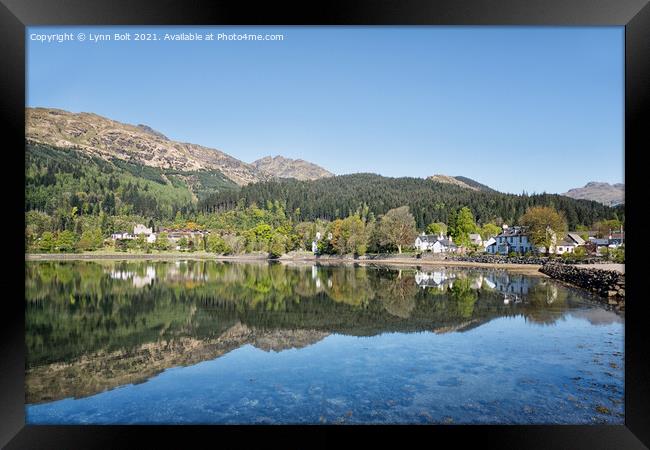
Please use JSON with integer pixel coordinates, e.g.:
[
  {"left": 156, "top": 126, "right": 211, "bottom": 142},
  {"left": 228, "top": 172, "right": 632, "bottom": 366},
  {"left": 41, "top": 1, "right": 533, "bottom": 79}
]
[
  {"left": 26, "top": 261, "right": 586, "bottom": 368},
  {"left": 376, "top": 272, "right": 418, "bottom": 318},
  {"left": 521, "top": 280, "right": 569, "bottom": 325},
  {"left": 448, "top": 278, "right": 479, "bottom": 319}
]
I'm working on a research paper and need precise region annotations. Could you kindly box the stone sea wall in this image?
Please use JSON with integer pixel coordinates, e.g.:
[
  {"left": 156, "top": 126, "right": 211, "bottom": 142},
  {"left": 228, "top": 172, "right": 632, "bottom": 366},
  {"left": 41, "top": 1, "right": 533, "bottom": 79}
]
[
  {"left": 539, "top": 262, "right": 625, "bottom": 310},
  {"left": 442, "top": 254, "right": 606, "bottom": 265},
  {"left": 442, "top": 255, "right": 548, "bottom": 265}
]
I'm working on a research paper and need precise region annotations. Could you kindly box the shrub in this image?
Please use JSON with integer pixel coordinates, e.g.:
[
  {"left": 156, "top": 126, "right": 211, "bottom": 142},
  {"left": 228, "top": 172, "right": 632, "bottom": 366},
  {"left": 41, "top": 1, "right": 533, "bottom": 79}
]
[
  {"left": 115, "top": 239, "right": 128, "bottom": 252},
  {"left": 38, "top": 231, "right": 55, "bottom": 253},
  {"left": 207, "top": 234, "right": 230, "bottom": 254},
  {"left": 573, "top": 246, "right": 587, "bottom": 258},
  {"left": 56, "top": 230, "right": 78, "bottom": 253},
  {"left": 222, "top": 234, "right": 245, "bottom": 254},
  {"left": 269, "top": 233, "right": 288, "bottom": 258},
  {"left": 155, "top": 232, "right": 171, "bottom": 251}
]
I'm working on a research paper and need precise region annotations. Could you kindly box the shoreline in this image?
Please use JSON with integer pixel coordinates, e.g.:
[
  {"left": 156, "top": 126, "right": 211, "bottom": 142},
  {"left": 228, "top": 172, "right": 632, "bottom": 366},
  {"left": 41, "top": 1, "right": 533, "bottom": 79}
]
[{"left": 25, "top": 252, "right": 546, "bottom": 275}]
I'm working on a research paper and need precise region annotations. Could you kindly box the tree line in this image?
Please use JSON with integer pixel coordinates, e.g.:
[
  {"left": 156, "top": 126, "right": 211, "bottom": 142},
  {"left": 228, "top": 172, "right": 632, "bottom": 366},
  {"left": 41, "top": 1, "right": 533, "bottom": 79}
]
[{"left": 199, "top": 173, "right": 621, "bottom": 230}]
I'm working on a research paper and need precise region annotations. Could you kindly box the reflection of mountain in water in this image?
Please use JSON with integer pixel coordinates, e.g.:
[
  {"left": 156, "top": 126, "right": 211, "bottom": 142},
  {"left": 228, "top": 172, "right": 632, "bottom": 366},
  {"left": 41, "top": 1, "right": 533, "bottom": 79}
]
[
  {"left": 26, "top": 323, "right": 328, "bottom": 405},
  {"left": 25, "top": 261, "right": 613, "bottom": 404}
]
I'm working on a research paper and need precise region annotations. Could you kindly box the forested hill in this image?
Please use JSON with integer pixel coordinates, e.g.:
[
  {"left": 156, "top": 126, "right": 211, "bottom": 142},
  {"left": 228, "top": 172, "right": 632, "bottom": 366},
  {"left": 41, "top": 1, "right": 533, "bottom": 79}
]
[
  {"left": 26, "top": 142, "right": 238, "bottom": 219},
  {"left": 199, "top": 173, "right": 621, "bottom": 229}
]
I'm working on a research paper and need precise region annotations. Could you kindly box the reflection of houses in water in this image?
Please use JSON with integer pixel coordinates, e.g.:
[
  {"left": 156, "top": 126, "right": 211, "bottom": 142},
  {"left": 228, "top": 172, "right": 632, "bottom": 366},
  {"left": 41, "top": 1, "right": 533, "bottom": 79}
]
[
  {"left": 502, "top": 292, "right": 522, "bottom": 305},
  {"left": 312, "top": 267, "right": 322, "bottom": 289},
  {"left": 311, "top": 265, "right": 327, "bottom": 289},
  {"left": 162, "top": 262, "right": 209, "bottom": 283},
  {"left": 109, "top": 266, "right": 156, "bottom": 288},
  {"left": 488, "top": 273, "right": 532, "bottom": 295},
  {"left": 414, "top": 270, "right": 456, "bottom": 290},
  {"left": 414, "top": 270, "right": 533, "bottom": 297},
  {"left": 469, "top": 274, "right": 497, "bottom": 290}
]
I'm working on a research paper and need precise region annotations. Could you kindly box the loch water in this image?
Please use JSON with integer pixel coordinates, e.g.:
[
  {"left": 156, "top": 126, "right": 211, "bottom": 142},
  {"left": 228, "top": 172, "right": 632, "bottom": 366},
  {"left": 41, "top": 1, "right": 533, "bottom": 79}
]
[{"left": 24, "top": 260, "right": 624, "bottom": 424}]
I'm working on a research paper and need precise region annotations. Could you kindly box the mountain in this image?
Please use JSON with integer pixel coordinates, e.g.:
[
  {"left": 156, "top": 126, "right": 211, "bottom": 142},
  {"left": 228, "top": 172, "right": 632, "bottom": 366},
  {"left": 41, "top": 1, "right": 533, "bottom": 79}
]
[
  {"left": 428, "top": 174, "right": 477, "bottom": 190},
  {"left": 200, "top": 173, "right": 618, "bottom": 229},
  {"left": 26, "top": 107, "right": 264, "bottom": 186},
  {"left": 25, "top": 108, "right": 619, "bottom": 227},
  {"left": 452, "top": 176, "right": 497, "bottom": 193},
  {"left": 252, "top": 155, "right": 333, "bottom": 181},
  {"left": 427, "top": 175, "right": 495, "bottom": 192},
  {"left": 563, "top": 182, "right": 624, "bottom": 206}
]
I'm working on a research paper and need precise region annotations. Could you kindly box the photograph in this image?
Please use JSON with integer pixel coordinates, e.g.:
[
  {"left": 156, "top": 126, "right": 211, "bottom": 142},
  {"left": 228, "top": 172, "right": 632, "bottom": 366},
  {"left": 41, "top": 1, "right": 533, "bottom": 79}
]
[{"left": 21, "top": 24, "right": 629, "bottom": 426}]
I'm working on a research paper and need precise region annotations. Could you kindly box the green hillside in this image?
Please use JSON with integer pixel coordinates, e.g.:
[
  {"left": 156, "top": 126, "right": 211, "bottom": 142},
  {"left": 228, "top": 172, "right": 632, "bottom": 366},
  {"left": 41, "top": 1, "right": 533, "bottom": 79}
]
[{"left": 26, "top": 143, "right": 237, "bottom": 219}]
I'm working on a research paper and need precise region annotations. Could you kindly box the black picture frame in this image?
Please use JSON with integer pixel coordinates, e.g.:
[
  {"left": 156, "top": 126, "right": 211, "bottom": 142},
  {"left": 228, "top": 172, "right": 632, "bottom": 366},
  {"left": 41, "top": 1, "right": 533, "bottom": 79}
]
[{"left": 2, "top": 0, "right": 648, "bottom": 448}]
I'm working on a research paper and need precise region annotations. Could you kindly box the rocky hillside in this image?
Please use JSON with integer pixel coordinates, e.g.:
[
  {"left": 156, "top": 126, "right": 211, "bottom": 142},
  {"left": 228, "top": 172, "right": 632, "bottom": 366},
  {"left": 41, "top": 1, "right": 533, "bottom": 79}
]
[
  {"left": 563, "top": 182, "right": 624, "bottom": 206},
  {"left": 427, "top": 174, "right": 496, "bottom": 192},
  {"left": 26, "top": 107, "right": 264, "bottom": 186},
  {"left": 252, "top": 155, "right": 333, "bottom": 181},
  {"left": 428, "top": 174, "right": 476, "bottom": 190}
]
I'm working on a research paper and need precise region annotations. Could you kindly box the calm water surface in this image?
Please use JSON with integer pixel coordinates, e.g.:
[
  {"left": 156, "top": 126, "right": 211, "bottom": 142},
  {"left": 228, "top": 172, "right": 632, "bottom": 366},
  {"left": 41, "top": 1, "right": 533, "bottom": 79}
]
[{"left": 25, "top": 260, "right": 624, "bottom": 424}]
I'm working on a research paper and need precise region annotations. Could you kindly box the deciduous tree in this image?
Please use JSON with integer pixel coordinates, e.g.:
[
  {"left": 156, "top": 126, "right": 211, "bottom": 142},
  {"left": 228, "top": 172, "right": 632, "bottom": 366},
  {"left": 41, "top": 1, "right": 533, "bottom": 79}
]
[
  {"left": 379, "top": 206, "right": 417, "bottom": 254},
  {"left": 520, "top": 206, "right": 567, "bottom": 254}
]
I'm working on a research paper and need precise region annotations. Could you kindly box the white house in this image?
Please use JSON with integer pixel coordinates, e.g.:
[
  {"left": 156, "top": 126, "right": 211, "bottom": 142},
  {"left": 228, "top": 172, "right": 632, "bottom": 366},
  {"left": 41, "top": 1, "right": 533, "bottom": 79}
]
[
  {"left": 133, "top": 224, "right": 153, "bottom": 235},
  {"left": 311, "top": 231, "right": 323, "bottom": 254},
  {"left": 555, "top": 239, "right": 576, "bottom": 254},
  {"left": 486, "top": 225, "right": 536, "bottom": 255},
  {"left": 111, "top": 232, "right": 133, "bottom": 240},
  {"left": 414, "top": 233, "right": 457, "bottom": 253},
  {"left": 482, "top": 237, "right": 496, "bottom": 251},
  {"left": 111, "top": 224, "right": 154, "bottom": 241},
  {"left": 468, "top": 233, "right": 483, "bottom": 246},
  {"left": 414, "top": 234, "right": 440, "bottom": 251}
]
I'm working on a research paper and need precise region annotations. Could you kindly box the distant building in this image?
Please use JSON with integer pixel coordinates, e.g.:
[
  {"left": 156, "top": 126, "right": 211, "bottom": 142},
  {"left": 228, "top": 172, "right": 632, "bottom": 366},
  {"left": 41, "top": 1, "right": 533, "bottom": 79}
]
[
  {"left": 486, "top": 225, "right": 536, "bottom": 255},
  {"left": 566, "top": 233, "right": 586, "bottom": 246},
  {"left": 311, "top": 231, "right": 323, "bottom": 254},
  {"left": 482, "top": 237, "right": 496, "bottom": 251},
  {"left": 414, "top": 234, "right": 440, "bottom": 251},
  {"left": 157, "top": 228, "right": 209, "bottom": 249},
  {"left": 414, "top": 233, "right": 458, "bottom": 253},
  {"left": 468, "top": 233, "right": 483, "bottom": 246},
  {"left": 133, "top": 224, "right": 153, "bottom": 235},
  {"left": 608, "top": 232, "right": 624, "bottom": 247},
  {"left": 555, "top": 239, "right": 576, "bottom": 254},
  {"left": 589, "top": 237, "right": 610, "bottom": 246},
  {"left": 111, "top": 232, "right": 133, "bottom": 240},
  {"left": 111, "top": 224, "right": 154, "bottom": 241}
]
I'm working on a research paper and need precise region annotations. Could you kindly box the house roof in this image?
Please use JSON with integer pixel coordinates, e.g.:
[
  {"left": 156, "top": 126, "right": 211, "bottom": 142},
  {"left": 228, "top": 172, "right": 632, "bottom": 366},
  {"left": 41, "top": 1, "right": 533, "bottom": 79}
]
[
  {"left": 496, "top": 226, "right": 529, "bottom": 237},
  {"left": 558, "top": 240, "right": 576, "bottom": 247},
  {"left": 416, "top": 234, "right": 440, "bottom": 243},
  {"left": 469, "top": 233, "right": 482, "bottom": 240},
  {"left": 438, "top": 239, "right": 457, "bottom": 248},
  {"left": 566, "top": 233, "right": 585, "bottom": 245}
]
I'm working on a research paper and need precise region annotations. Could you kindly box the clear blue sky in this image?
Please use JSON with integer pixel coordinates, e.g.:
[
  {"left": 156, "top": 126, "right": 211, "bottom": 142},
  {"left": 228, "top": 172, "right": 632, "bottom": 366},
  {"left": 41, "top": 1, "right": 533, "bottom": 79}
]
[{"left": 26, "top": 26, "right": 623, "bottom": 194}]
